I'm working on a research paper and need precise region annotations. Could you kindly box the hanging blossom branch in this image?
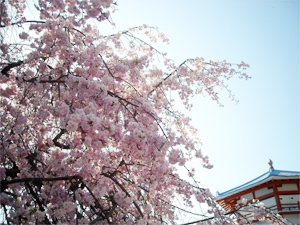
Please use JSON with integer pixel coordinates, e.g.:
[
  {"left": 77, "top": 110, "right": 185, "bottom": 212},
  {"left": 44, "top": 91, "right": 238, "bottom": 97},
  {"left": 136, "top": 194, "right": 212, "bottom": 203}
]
[
  {"left": 0, "top": 1, "right": 283, "bottom": 225},
  {"left": 179, "top": 199, "right": 288, "bottom": 225},
  {"left": 1, "top": 173, "right": 119, "bottom": 224}
]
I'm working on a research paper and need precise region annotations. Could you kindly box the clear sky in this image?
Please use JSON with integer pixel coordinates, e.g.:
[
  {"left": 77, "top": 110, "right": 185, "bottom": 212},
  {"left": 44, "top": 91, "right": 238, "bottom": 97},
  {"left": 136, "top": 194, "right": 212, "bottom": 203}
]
[{"left": 103, "top": 0, "right": 299, "bottom": 195}]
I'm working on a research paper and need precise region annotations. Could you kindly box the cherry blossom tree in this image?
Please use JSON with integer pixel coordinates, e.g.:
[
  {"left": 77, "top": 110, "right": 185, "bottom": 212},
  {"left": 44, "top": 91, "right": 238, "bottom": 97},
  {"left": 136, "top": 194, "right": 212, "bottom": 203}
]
[{"left": 0, "top": 0, "right": 287, "bottom": 224}]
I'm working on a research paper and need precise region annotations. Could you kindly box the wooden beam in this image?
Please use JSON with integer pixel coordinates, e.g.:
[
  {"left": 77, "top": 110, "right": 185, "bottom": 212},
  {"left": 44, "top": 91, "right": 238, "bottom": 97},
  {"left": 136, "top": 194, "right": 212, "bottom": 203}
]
[
  {"left": 272, "top": 181, "right": 282, "bottom": 211},
  {"left": 280, "top": 211, "right": 300, "bottom": 215}
]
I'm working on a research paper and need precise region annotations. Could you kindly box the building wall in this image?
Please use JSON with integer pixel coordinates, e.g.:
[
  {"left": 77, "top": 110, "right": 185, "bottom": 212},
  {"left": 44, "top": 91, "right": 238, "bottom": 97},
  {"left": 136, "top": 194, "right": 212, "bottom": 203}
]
[
  {"left": 284, "top": 214, "right": 300, "bottom": 224},
  {"left": 255, "top": 186, "right": 273, "bottom": 198}
]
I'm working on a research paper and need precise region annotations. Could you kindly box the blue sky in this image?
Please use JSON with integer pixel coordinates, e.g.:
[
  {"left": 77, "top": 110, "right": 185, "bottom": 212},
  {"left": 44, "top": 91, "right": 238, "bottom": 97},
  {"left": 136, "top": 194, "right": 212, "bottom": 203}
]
[{"left": 105, "top": 0, "right": 299, "bottom": 195}]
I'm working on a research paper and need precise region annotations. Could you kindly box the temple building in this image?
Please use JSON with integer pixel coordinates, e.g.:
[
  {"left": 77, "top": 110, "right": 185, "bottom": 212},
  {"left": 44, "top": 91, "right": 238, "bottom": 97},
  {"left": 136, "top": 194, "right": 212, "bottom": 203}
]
[{"left": 216, "top": 161, "right": 300, "bottom": 224}]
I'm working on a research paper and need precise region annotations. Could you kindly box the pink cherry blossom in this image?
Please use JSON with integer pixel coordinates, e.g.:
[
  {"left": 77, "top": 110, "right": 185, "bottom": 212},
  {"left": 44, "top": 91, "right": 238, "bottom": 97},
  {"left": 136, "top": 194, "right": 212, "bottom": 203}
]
[{"left": 0, "top": 1, "right": 286, "bottom": 224}]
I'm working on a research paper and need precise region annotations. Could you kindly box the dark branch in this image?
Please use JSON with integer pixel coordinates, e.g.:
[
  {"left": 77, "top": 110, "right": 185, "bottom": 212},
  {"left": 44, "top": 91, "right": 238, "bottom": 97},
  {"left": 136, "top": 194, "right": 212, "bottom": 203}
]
[
  {"left": 1, "top": 61, "right": 23, "bottom": 77},
  {"left": 107, "top": 90, "right": 139, "bottom": 107},
  {"left": 102, "top": 173, "right": 144, "bottom": 219},
  {"left": 1, "top": 175, "right": 82, "bottom": 187},
  {"left": 53, "top": 128, "right": 70, "bottom": 149}
]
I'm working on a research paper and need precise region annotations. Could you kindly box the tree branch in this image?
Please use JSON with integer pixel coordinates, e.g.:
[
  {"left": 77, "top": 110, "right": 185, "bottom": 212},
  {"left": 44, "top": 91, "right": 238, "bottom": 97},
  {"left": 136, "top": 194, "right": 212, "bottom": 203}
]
[
  {"left": 1, "top": 61, "right": 23, "bottom": 77},
  {"left": 1, "top": 175, "right": 82, "bottom": 187},
  {"left": 53, "top": 129, "right": 70, "bottom": 149},
  {"left": 102, "top": 173, "right": 144, "bottom": 219},
  {"left": 148, "top": 60, "right": 188, "bottom": 95}
]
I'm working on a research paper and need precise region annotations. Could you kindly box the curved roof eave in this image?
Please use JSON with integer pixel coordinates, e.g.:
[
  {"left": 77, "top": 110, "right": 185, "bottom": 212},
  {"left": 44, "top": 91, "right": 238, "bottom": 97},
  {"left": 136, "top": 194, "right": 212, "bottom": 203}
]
[{"left": 216, "top": 169, "right": 300, "bottom": 200}]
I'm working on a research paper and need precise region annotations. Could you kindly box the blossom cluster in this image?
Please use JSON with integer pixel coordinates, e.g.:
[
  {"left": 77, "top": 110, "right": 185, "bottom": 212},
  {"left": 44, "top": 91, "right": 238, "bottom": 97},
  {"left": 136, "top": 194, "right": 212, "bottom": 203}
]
[{"left": 0, "top": 0, "right": 264, "bottom": 224}]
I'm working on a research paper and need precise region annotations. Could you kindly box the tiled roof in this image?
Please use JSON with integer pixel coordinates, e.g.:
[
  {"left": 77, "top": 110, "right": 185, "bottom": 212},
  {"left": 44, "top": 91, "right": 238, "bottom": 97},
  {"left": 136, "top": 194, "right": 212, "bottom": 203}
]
[{"left": 216, "top": 169, "right": 300, "bottom": 200}]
